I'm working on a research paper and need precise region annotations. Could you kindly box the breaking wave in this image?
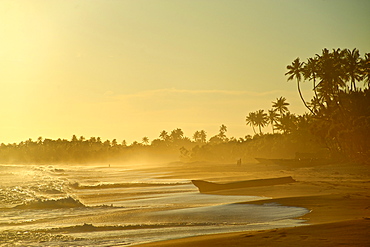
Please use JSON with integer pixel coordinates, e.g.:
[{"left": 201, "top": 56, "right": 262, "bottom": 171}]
[
  {"left": 69, "top": 181, "right": 190, "bottom": 190},
  {"left": 44, "top": 222, "right": 221, "bottom": 233},
  {"left": 14, "top": 196, "right": 85, "bottom": 210}
]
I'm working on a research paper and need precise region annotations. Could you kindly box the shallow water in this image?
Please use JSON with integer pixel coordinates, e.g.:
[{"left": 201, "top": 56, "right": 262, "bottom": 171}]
[{"left": 0, "top": 164, "right": 309, "bottom": 246}]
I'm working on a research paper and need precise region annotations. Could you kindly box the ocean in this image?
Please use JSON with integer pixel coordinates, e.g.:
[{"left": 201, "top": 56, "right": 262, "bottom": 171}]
[{"left": 0, "top": 163, "right": 309, "bottom": 246}]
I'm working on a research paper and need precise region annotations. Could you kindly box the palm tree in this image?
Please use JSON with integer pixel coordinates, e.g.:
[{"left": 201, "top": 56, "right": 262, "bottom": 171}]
[
  {"left": 193, "top": 130, "right": 207, "bottom": 143},
  {"left": 193, "top": 131, "right": 201, "bottom": 143},
  {"left": 303, "top": 57, "right": 319, "bottom": 98},
  {"left": 344, "top": 48, "right": 362, "bottom": 91},
  {"left": 286, "top": 58, "right": 314, "bottom": 114},
  {"left": 315, "top": 48, "right": 346, "bottom": 102},
  {"left": 254, "top": 110, "right": 268, "bottom": 135},
  {"left": 363, "top": 53, "right": 370, "bottom": 88},
  {"left": 217, "top": 124, "right": 228, "bottom": 142},
  {"left": 272, "top": 97, "right": 290, "bottom": 116},
  {"left": 199, "top": 130, "right": 207, "bottom": 143},
  {"left": 275, "top": 112, "right": 297, "bottom": 134},
  {"left": 267, "top": 109, "right": 279, "bottom": 133},
  {"left": 219, "top": 124, "right": 227, "bottom": 135},
  {"left": 307, "top": 96, "right": 323, "bottom": 115},
  {"left": 246, "top": 112, "right": 257, "bottom": 135},
  {"left": 159, "top": 130, "right": 169, "bottom": 141},
  {"left": 170, "top": 128, "right": 184, "bottom": 142},
  {"left": 142, "top": 137, "right": 149, "bottom": 145}
]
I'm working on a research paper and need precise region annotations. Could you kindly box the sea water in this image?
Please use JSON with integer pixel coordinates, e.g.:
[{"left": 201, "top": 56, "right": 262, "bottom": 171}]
[{"left": 0, "top": 164, "right": 309, "bottom": 246}]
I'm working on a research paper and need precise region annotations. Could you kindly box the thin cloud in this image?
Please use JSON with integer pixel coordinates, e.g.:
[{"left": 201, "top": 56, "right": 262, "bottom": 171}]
[{"left": 111, "top": 88, "right": 294, "bottom": 100}]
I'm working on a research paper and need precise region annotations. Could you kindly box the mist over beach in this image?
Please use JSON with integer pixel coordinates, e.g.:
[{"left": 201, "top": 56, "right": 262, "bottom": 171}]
[{"left": 1, "top": 0, "right": 370, "bottom": 246}]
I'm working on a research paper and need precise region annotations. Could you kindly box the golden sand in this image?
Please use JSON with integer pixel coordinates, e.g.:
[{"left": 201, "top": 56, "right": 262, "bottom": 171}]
[{"left": 136, "top": 161, "right": 370, "bottom": 246}]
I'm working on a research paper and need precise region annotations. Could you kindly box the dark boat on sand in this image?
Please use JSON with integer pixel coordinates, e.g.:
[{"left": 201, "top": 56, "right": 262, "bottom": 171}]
[{"left": 191, "top": 176, "right": 296, "bottom": 193}]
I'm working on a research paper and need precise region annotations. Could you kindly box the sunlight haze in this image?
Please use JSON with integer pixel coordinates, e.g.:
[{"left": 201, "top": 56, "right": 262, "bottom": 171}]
[{"left": 1, "top": 0, "right": 369, "bottom": 144}]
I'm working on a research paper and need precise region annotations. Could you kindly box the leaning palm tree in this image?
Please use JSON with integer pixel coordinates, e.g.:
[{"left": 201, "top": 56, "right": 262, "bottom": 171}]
[
  {"left": 267, "top": 109, "right": 279, "bottom": 133},
  {"left": 272, "top": 96, "right": 290, "bottom": 116},
  {"left": 254, "top": 110, "right": 268, "bottom": 135},
  {"left": 286, "top": 58, "right": 314, "bottom": 114},
  {"left": 246, "top": 112, "right": 257, "bottom": 135}
]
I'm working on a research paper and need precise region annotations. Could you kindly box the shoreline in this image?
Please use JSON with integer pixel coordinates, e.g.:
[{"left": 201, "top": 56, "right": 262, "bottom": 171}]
[{"left": 135, "top": 161, "right": 370, "bottom": 246}]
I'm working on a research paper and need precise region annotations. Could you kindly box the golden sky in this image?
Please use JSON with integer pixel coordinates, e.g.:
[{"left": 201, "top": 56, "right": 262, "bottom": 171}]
[{"left": 1, "top": 0, "right": 370, "bottom": 144}]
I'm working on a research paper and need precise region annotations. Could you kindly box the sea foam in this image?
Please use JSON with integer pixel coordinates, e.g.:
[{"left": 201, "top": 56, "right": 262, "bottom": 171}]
[{"left": 14, "top": 196, "right": 85, "bottom": 210}]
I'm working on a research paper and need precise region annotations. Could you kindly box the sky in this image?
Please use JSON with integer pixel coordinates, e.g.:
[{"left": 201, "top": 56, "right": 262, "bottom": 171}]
[{"left": 1, "top": 0, "right": 369, "bottom": 144}]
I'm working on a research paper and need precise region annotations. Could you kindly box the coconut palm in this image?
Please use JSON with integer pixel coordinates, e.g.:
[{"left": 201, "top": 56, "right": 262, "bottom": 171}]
[
  {"left": 170, "top": 128, "right": 184, "bottom": 142},
  {"left": 199, "top": 130, "right": 207, "bottom": 143},
  {"left": 344, "top": 48, "right": 362, "bottom": 91},
  {"left": 272, "top": 97, "right": 290, "bottom": 116},
  {"left": 315, "top": 48, "right": 347, "bottom": 101},
  {"left": 275, "top": 112, "right": 298, "bottom": 134},
  {"left": 267, "top": 109, "right": 279, "bottom": 133},
  {"left": 217, "top": 124, "right": 228, "bottom": 142},
  {"left": 303, "top": 57, "right": 319, "bottom": 98},
  {"left": 142, "top": 137, "right": 149, "bottom": 145},
  {"left": 363, "top": 53, "right": 370, "bottom": 88},
  {"left": 246, "top": 112, "right": 257, "bottom": 135},
  {"left": 219, "top": 124, "right": 227, "bottom": 135},
  {"left": 254, "top": 110, "right": 268, "bottom": 134},
  {"left": 286, "top": 58, "right": 314, "bottom": 114},
  {"left": 159, "top": 130, "right": 169, "bottom": 141},
  {"left": 307, "top": 96, "right": 323, "bottom": 115}
]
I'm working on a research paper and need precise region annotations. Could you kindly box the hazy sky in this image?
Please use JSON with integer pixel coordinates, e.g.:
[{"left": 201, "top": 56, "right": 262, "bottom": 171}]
[{"left": 1, "top": 0, "right": 369, "bottom": 144}]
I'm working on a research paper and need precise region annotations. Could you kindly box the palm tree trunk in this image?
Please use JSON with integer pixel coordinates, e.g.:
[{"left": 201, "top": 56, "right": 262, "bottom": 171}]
[
  {"left": 351, "top": 78, "right": 356, "bottom": 91},
  {"left": 252, "top": 125, "right": 257, "bottom": 135},
  {"left": 313, "top": 77, "right": 318, "bottom": 98},
  {"left": 297, "top": 80, "right": 315, "bottom": 114}
]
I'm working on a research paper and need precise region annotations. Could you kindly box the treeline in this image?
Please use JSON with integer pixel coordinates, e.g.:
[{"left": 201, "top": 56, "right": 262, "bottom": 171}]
[
  {"left": 1, "top": 48, "right": 368, "bottom": 165},
  {"left": 0, "top": 125, "right": 324, "bottom": 164}
]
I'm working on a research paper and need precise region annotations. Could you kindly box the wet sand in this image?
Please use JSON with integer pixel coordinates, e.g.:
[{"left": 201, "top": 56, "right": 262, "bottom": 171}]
[{"left": 136, "top": 161, "right": 370, "bottom": 246}]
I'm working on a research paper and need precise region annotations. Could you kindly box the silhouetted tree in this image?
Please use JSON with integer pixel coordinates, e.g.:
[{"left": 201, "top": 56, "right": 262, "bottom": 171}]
[
  {"left": 170, "top": 129, "right": 184, "bottom": 142},
  {"left": 286, "top": 58, "right": 314, "bottom": 113},
  {"left": 272, "top": 97, "right": 290, "bottom": 116},
  {"left": 121, "top": 140, "right": 127, "bottom": 146},
  {"left": 267, "top": 109, "right": 279, "bottom": 133},
  {"left": 254, "top": 110, "right": 268, "bottom": 134},
  {"left": 344, "top": 48, "right": 362, "bottom": 91},
  {"left": 218, "top": 124, "right": 228, "bottom": 141},
  {"left": 112, "top": 139, "right": 118, "bottom": 146},
  {"left": 246, "top": 112, "right": 257, "bottom": 135},
  {"left": 275, "top": 112, "right": 297, "bottom": 134},
  {"left": 159, "top": 130, "right": 169, "bottom": 141},
  {"left": 303, "top": 57, "right": 319, "bottom": 98},
  {"left": 142, "top": 137, "right": 149, "bottom": 145}
]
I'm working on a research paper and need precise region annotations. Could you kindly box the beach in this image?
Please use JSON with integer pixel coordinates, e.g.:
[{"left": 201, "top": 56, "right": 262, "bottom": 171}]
[
  {"left": 0, "top": 162, "right": 307, "bottom": 246},
  {"left": 1, "top": 160, "right": 369, "bottom": 246},
  {"left": 136, "top": 161, "right": 370, "bottom": 246}
]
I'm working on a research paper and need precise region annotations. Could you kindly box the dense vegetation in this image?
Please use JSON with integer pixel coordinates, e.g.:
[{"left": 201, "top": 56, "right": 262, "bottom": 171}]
[{"left": 1, "top": 48, "right": 369, "bottom": 165}]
